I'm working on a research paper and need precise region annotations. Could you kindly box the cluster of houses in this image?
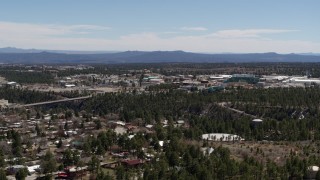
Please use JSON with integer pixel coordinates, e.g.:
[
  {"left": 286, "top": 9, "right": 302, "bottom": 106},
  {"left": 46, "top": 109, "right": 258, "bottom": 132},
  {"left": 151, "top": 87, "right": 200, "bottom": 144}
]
[{"left": 0, "top": 109, "right": 192, "bottom": 179}]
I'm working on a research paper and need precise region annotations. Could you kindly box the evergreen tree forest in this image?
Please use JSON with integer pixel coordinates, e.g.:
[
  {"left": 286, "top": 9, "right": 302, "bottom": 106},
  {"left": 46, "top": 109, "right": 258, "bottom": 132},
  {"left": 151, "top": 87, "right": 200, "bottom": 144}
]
[
  {"left": 0, "top": 70, "right": 54, "bottom": 84},
  {"left": 73, "top": 87, "right": 320, "bottom": 142}
]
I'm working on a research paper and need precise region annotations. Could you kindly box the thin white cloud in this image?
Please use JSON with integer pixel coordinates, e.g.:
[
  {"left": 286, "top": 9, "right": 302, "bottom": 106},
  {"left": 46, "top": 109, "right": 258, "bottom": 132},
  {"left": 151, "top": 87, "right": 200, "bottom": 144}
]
[
  {"left": 180, "top": 27, "right": 208, "bottom": 31},
  {"left": 209, "top": 29, "right": 299, "bottom": 39},
  {"left": 113, "top": 32, "right": 319, "bottom": 53},
  {"left": 66, "top": 24, "right": 110, "bottom": 31},
  {"left": 0, "top": 21, "right": 110, "bottom": 38},
  {"left": 161, "top": 31, "right": 180, "bottom": 35},
  {"left": 0, "top": 22, "right": 318, "bottom": 53}
]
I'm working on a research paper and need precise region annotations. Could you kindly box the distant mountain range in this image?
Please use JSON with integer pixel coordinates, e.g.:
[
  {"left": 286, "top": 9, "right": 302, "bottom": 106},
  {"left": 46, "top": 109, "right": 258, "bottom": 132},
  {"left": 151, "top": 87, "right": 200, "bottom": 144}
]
[{"left": 0, "top": 47, "right": 320, "bottom": 64}]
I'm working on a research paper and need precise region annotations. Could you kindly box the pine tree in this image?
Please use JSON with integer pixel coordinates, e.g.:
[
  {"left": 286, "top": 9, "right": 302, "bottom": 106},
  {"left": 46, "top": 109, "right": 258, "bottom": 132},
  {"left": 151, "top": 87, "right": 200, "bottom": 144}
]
[{"left": 40, "top": 150, "right": 57, "bottom": 176}]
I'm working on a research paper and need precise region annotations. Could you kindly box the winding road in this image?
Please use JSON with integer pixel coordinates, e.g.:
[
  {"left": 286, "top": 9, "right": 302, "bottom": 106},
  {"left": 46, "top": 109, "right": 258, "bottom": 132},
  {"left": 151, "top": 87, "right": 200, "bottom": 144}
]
[{"left": 217, "top": 102, "right": 258, "bottom": 118}]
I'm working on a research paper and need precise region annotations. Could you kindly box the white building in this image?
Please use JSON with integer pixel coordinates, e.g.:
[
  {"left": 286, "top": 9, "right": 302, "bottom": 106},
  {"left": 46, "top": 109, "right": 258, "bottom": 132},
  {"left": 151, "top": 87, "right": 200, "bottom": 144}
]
[
  {"left": 65, "top": 84, "right": 76, "bottom": 88},
  {"left": 202, "top": 133, "right": 244, "bottom": 141}
]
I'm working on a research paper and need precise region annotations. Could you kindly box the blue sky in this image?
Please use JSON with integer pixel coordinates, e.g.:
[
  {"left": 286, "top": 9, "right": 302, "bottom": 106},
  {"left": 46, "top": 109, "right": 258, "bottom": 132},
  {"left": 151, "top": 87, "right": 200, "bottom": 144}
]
[{"left": 0, "top": 0, "right": 319, "bottom": 53}]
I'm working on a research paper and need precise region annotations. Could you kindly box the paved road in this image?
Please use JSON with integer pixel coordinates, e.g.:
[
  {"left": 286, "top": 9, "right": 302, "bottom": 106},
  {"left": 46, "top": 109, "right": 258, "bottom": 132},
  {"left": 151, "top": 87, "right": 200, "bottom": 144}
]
[
  {"left": 217, "top": 102, "right": 258, "bottom": 118},
  {"left": 21, "top": 95, "right": 92, "bottom": 107}
]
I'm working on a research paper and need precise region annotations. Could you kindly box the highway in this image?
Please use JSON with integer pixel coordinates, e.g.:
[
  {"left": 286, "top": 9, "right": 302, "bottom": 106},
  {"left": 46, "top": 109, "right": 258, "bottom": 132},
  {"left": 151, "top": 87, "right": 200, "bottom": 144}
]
[{"left": 22, "top": 95, "right": 92, "bottom": 107}]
